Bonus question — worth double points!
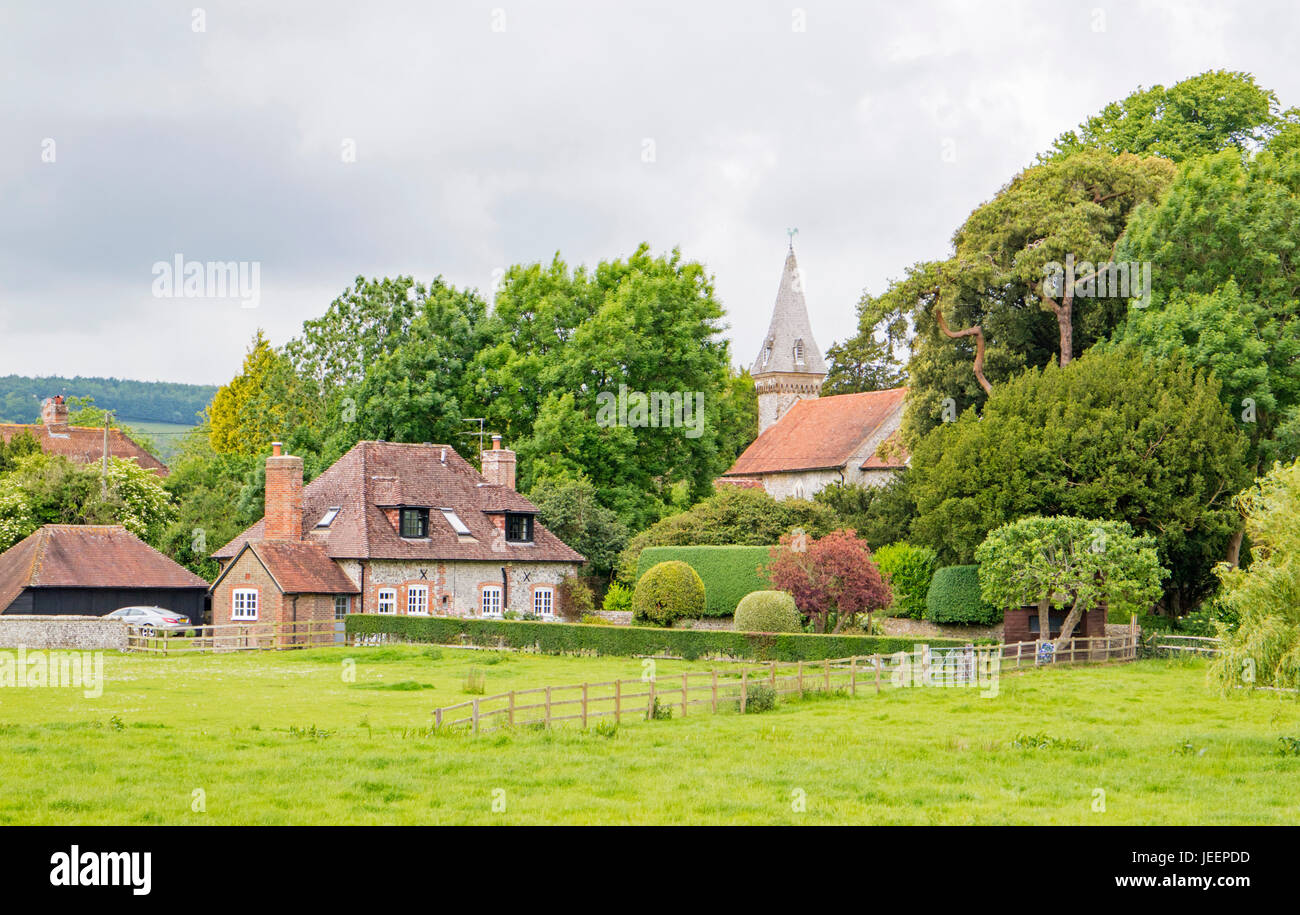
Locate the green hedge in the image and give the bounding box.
[345,615,964,662]
[926,565,1002,625]
[636,545,772,617]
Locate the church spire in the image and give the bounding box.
[752,242,827,434]
[752,245,826,377]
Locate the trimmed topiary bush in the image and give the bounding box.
[734,590,802,633]
[926,564,1001,625]
[635,545,771,617]
[633,561,706,627]
[873,542,938,619]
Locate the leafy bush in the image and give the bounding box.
[557,575,595,621]
[873,542,938,619]
[636,545,771,617]
[734,590,802,633]
[616,487,840,580]
[601,581,633,615]
[926,565,1000,625]
[346,615,964,662]
[632,561,706,627]
[743,685,776,713]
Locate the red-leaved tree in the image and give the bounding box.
[766,529,892,633]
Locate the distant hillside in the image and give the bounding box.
[0,375,217,426]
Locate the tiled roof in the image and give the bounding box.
[724,388,909,476]
[751,248,827,377]
[0,424,168,476]
[213,441,584,564]
[0,525,209,612]
[214,541,360,595]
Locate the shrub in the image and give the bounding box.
[926,565,1000,625]
[557,575,595,621]
[873,542,938,619]
[767,529,891,632]
[743,685,777,713]
[636,545,771,617]
[734,590,802,633]
[616,486,840,580]
[632,561,706,627]
[346,615,964,662]
[601,581,633,615]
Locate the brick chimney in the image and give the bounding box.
[264,442,303,541]
[480,434,517,490]
[41,396,69,432]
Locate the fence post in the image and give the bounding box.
[545,686,552,727]
[1130,613,1138,659]
[769,660,777,689]
[472,699,480,735]
[797,660,804,698]
[647,677,656,721]
[874,654,882,694]
[581,683,588,729]
[508,690,516,727]
[681,672,688,718]
[824,658,831,693]
[850,656,857,696]
[614,679,622,724]
[740,667,748,714]
[711,670,718,713]
[434,707,442,729]
[920,643,930,686]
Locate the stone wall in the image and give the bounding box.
[0,615,128,650]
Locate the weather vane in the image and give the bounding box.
[787,227,798,249]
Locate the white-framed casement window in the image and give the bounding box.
[407,585,429,616]
[481,586,503,619]
[232,588,259,621]
[334,595,350,620]
[377,588,397,615]
[533,587,554,619]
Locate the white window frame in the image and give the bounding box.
[376,588,397,615]
[333,595,350,619]
[407,585,429,616]
[481,586,503,619]
[533,587,554,619]
[232,588,259,621]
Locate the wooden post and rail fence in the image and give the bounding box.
[432,631,1142,735]
[124,619,341,654]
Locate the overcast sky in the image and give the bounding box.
[1,0,1296,387]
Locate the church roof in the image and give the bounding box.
[751,248,827,377]
[723,388,909,476]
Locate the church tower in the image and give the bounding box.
[752,244,826,434]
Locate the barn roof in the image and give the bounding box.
[0,525,209,612]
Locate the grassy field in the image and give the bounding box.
[0,645,1296,825]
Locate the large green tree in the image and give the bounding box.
[1045,70,1288,163]
[908,346,1249,612]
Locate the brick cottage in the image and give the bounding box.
[209,438,584,628]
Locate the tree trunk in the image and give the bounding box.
[1226,527,1244,569]
[1052,593,1088,651]
[1056,300,1073,366]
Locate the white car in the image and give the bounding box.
[106,606,195,636]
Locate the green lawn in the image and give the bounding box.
[0,645,1296,824]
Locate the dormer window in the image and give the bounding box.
[399,507,429,539]
[506,513,534,543]
[315,506,341,529]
